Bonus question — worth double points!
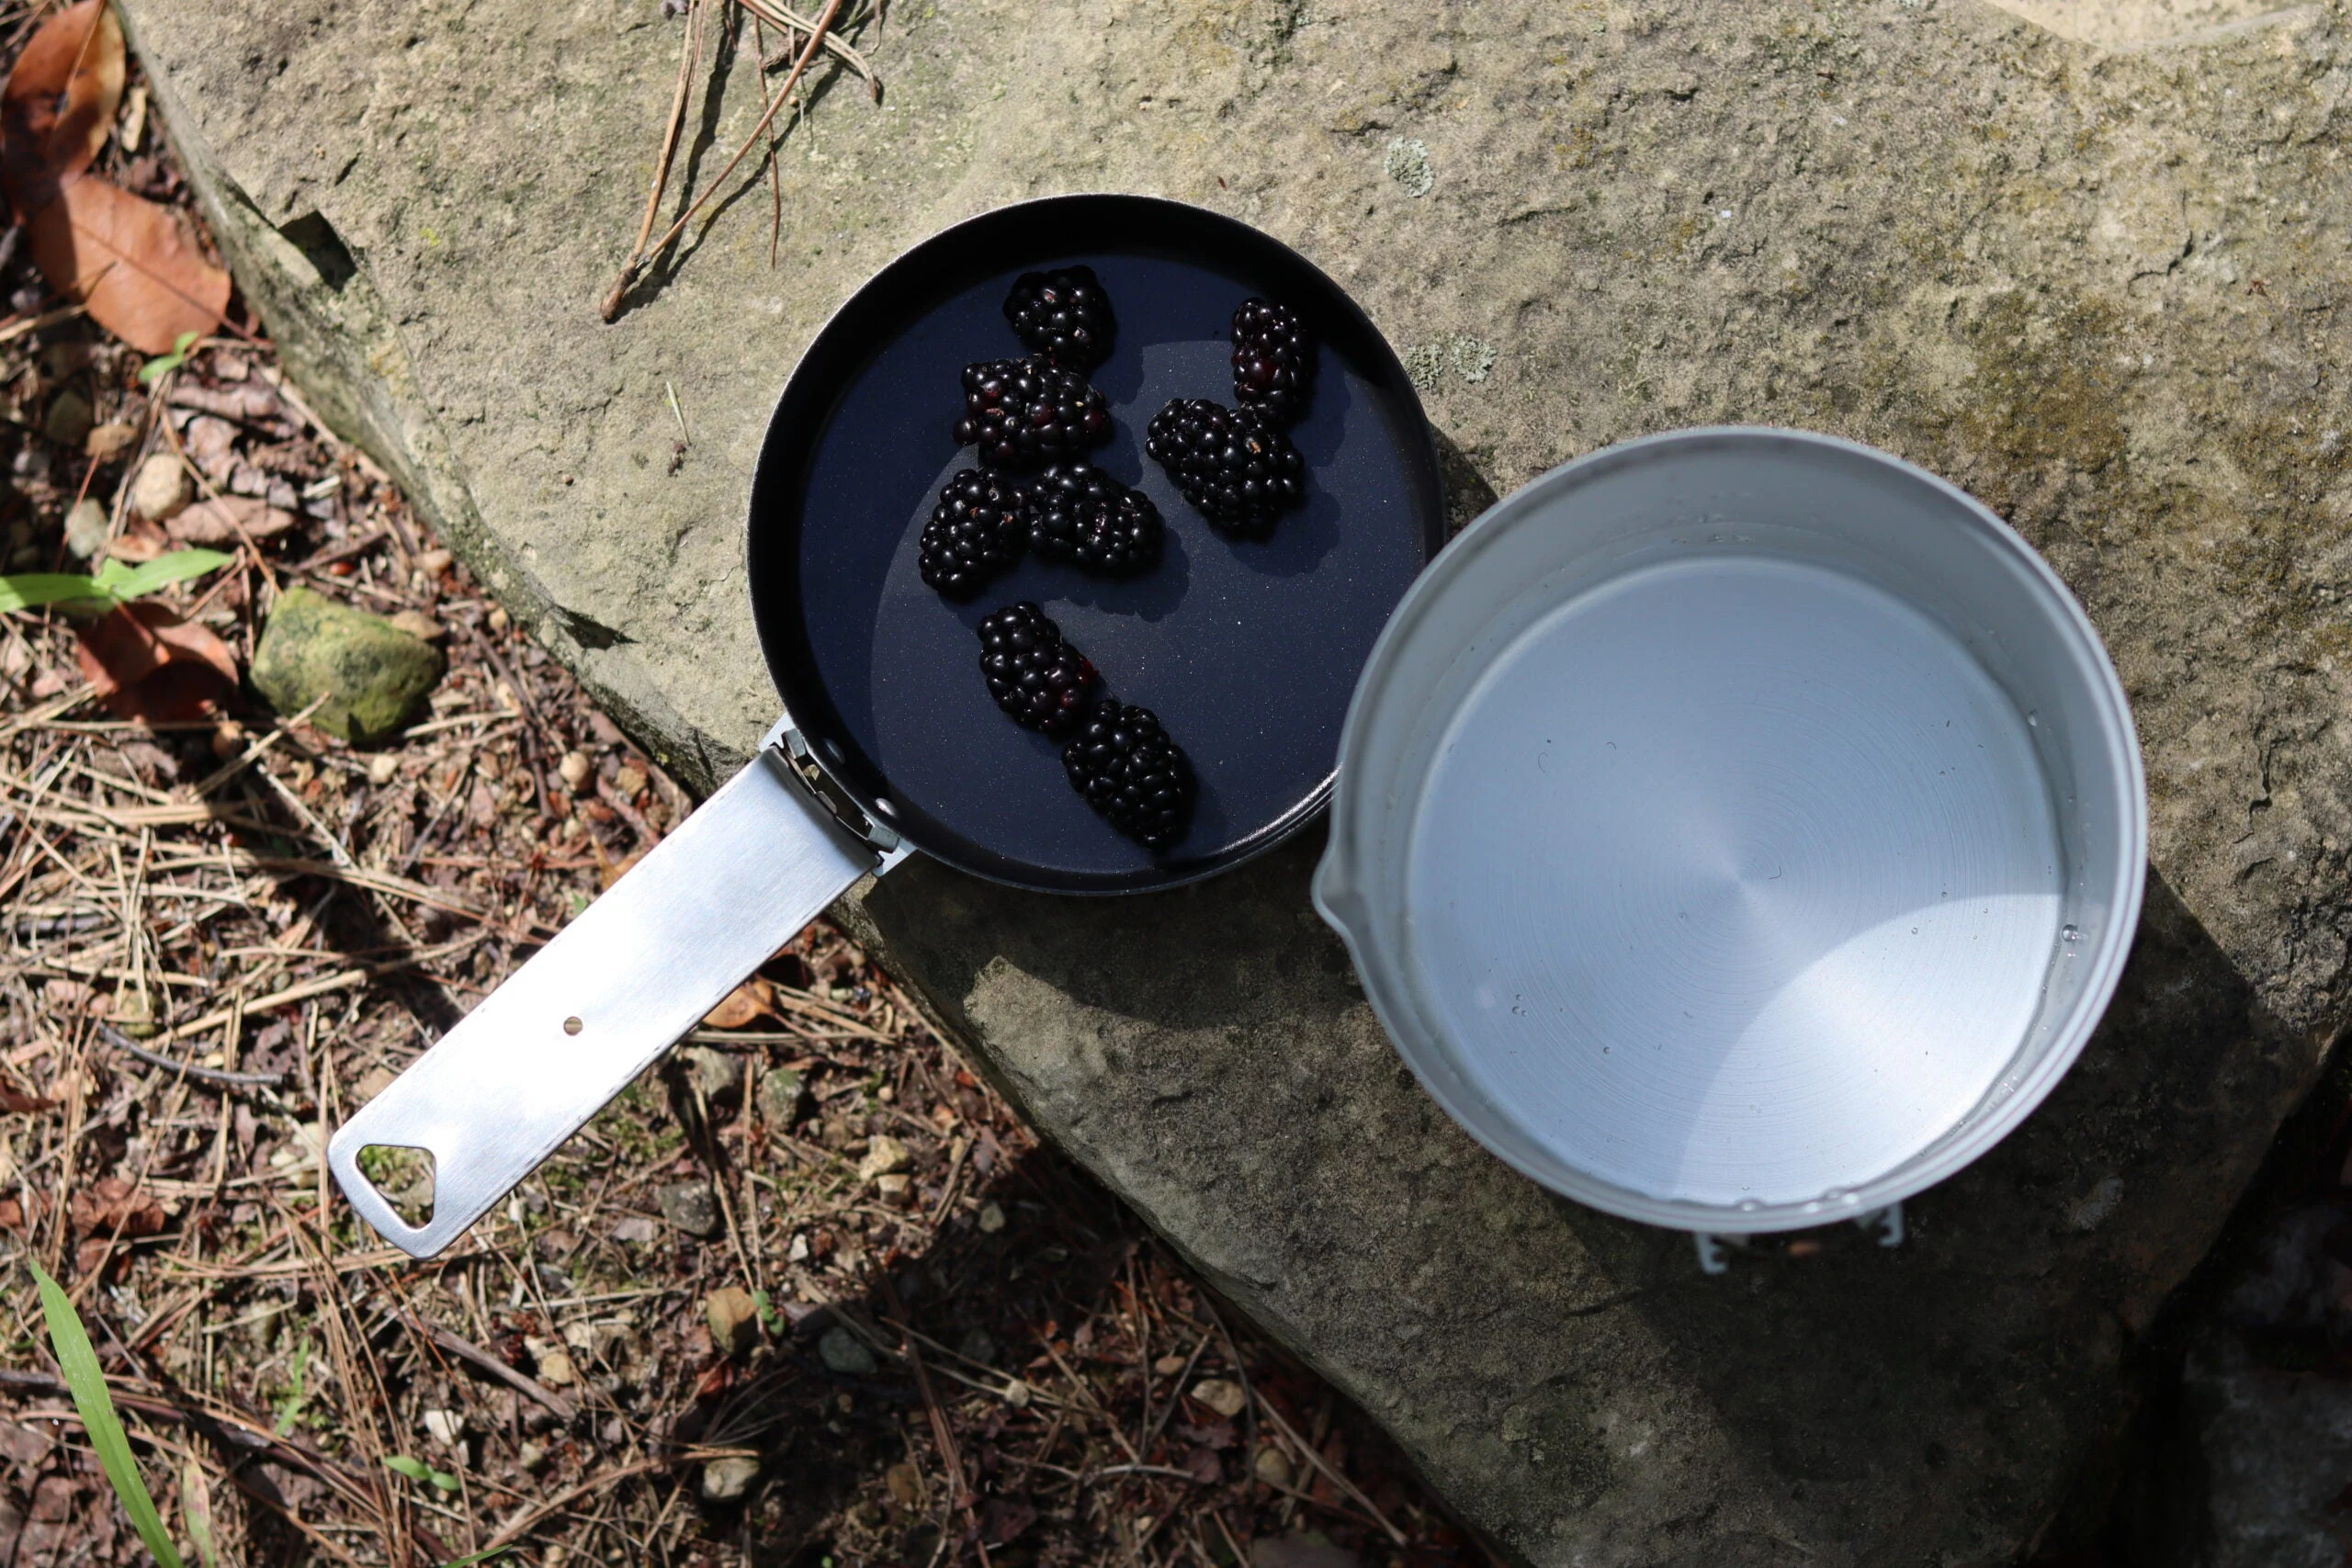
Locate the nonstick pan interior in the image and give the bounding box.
[747,197,1443,894]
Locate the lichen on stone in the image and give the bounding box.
[1449,335,1496,384]
[1385,136,1434,197]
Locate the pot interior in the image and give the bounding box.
[1317,429,2145,1233]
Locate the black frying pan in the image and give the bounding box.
[747,194,1445,891]
[332,194,1446,1255]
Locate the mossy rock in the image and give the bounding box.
[252,586,444,744]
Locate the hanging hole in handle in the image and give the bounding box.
[355,1145,435,1229]
[563,1016,583,1035]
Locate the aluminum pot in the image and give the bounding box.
[1314,427,2146,1254]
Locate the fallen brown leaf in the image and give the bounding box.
[702,976,775,1030]
[0,0,123,215]
[168,494,298,546]
[168,380,293,427]
[73,599,238,723]
[104,516,168,561]
[0,1087,57,1115]
[595,846,647,890]
[28,174,229,354]
[66,1175,164,1239]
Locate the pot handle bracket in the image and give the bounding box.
[328,728,879,1258]
[1692,1202,1905,1275]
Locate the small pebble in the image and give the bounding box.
[487,604,510,634]
[614,762,648,797]
[423,1408,465,1449]
[62,498,110,560]
[705,1285,760,1359]
[677,1043,741,1102]
[209,720,245,760]
[857,1135,910,1182]
[1192,1378,1248,1418]
[876,1172,912,1202]
[388,609,447,642]
[818,1325,878,1376]
[524,1337,577,1387]
[700,1455,760,1504]
[42,391,92,448]
[978,1201,1007,1234]
[367,753,401,786]
[656,1179,721,1239]
[413,547,454,576]
[756,1066,808,1127]
[516,1439,548,1473]
[83,422,138,463]
[128,453,193,523]
[558,750,593,790]
[1253,1446,1294,1487]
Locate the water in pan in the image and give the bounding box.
[1405,555,2064,1208]
[791,253,1430,880]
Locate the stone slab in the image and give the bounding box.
[124,0,2352,1559]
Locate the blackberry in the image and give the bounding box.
[1061,698,1195,851]
[1230,297,1316,423]
[919,469,1026,599]
[1023,464,1163,577]
[1003,265,1114,370]
[954,356,1110,471]
[1142,399,1306,538]
[977,602,1097,734]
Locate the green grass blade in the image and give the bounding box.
[0,574,117,614]
[383,1454,433,1483]
[28,1262,184,1568]
[103,549,232,604]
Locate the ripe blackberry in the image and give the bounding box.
[1061,698,1195,851]
[1023,464,1163,577]
[1143,399,1306,538]
[919,469,1025,599]
[1230,298,1316,423]
[1003,265,1114,370]
[954,356,1110,471]
[977,603,1097,734]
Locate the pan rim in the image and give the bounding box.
[1316,425,2151,1234]
[743,192,1445,896]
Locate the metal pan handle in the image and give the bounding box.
[328,741,877,1258]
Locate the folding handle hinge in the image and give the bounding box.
[763,716,912,874]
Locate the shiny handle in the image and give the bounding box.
[328,745,876,1257]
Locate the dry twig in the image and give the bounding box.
[601,0,846,319]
